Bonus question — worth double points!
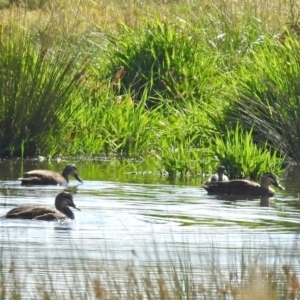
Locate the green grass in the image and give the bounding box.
[0,26,88,157]
[0,0,297,177]
[213,125,285,180]
[221,37,300,165]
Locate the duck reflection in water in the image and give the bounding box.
[215,194,271,207]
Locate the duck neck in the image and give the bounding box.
[260,182,269,191]
[58,207,75,220]
[61,170,69,182]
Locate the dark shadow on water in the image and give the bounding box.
[214,194,270,207]
[54,226,73,231]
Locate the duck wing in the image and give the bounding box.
[19,170,66,185]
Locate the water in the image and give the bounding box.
[0,159,300,298]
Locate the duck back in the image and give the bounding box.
[203,180,275,196]
[20,170,67,185]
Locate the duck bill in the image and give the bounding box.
[276,183,285,190]
[71,204,81,211]
[74,174,83,183]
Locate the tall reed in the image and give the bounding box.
[0,26,88,157]
[222,37,300,165]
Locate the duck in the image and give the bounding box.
[203,172,284,196]
[207,166,229,182]
[19,164,83,185]
[3,191,80,221]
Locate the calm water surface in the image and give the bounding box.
[0,159,300,298]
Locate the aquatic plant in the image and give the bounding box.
[158,137,197,179]
[213,125,285,180]
[156,104,215,180]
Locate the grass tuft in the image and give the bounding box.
[213,125,285,180]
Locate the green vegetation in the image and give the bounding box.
[0,0,297,178]
[222,37,300,165]
[213,126,285,179]
[0,28,88,157]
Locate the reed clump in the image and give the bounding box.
[0,27,88,157]
[221,37,300,166]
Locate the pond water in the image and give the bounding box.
[0,159,300,298]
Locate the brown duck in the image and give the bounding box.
[3,192,80,221]
[19,164,83,185]
[203,172,284,196]
[207,166,229,182]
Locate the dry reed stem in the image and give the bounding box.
[0,0,292,37]
[237,284,277,300]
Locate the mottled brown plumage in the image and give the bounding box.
[203,172,284,196]
[3,192,80,221]
[19,164,83,185]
